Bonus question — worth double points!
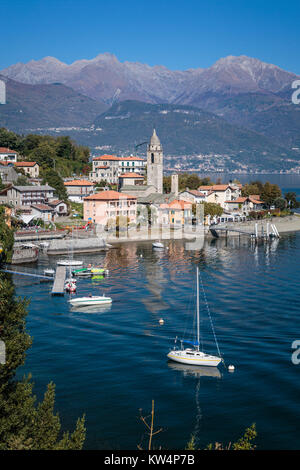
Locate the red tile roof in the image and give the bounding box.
[31,204,53,211]
[64,179,94,186]
[93,155,145,162]
[167,199,193,209]
[48,200,64,206]
[15,161,38,167]
[84,190,136,201]
[93,155,119,161]
[120,156,144,161]
[119,172,144,178]
[199,185,231,191]
[0,147,18,154]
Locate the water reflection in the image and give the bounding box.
[70,304,112,314]
[167,362,222,447]
[167,361,222,379]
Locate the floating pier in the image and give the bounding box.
[210,222,280,241]
[51,266,66,296]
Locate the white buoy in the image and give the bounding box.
[228,364,235,372]
[159,318,164,325]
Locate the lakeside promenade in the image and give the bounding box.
[105,215,300,244]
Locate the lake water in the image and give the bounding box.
[13,174,300,450]
[14,234,300,450]
[199,173,300,199]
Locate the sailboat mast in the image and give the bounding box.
[196,267,200,351]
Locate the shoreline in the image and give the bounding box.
[105,215,300,244]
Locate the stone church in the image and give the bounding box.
[120,129,177,204]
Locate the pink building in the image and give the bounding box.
[83,190,137,226]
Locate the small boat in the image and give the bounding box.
[90,267,105,274]
[57,259,83,267]
[152,241,164,249]
[167,267,222,367]
[65,280,77,293]
[72,267,92,277]
[68,295,112,307]
[43,268,55,277]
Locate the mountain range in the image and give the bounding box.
[1,53,300,171]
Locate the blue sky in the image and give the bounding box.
[1,0,300,73]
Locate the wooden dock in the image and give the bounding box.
[51,266,66,296]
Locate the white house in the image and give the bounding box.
[0,147,18,163]
[31,204,54,223]
[179,189,206,204]
[64,179,95,203]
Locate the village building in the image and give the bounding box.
[198,184,241,208]
[31,204,54,223]
[14,161,39,178]
[118,156,146,175]
[47,199,68,216]
[178,189,206,204]
[90,155,146,184]
[158,199,193,226]
[64,179,95,203]
[0,163,18,184]
[118,172,144,191]
[83,190,137,227]
[0,185,55,207]
[0,147,18,163]
[224,195,265,214]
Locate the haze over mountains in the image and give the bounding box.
[1,53,300,171]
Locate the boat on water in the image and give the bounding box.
[65,279,77,293]
[57,259,83,267]
[167,267,222,367]
[68,295,112,307]
[43,268,55,277]
[72,266,108,277]
[152,241,164,249]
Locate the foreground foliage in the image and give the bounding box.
[0,222,86,449]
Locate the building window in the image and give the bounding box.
[151,153,154,164]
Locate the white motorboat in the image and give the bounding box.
[152,241,164,249]
[167,267,222,367]
[43,268,55,277]
[57,259,83,267]
[68,295,112,307]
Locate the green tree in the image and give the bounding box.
[42,169,68,201]
[285,192,299,209]
[0,265,86,449]
[0,206,14,263]
[203,202,223,217]
[29,143,56,168]
[274,197,287,211]
[15,175,32,186]
[261,182,281,207]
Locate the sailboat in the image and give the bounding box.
[167,267,222,367]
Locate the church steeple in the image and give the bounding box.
[147,129,163,193]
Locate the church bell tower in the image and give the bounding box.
[147,129,163,193]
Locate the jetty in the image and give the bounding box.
[51,266,66,296]
[210,222,280,241]
[1,269,53,280]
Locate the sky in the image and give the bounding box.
[1,0,300,73]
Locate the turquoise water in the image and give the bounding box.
[14,234,300,450]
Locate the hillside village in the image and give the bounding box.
[0,129,291,232]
